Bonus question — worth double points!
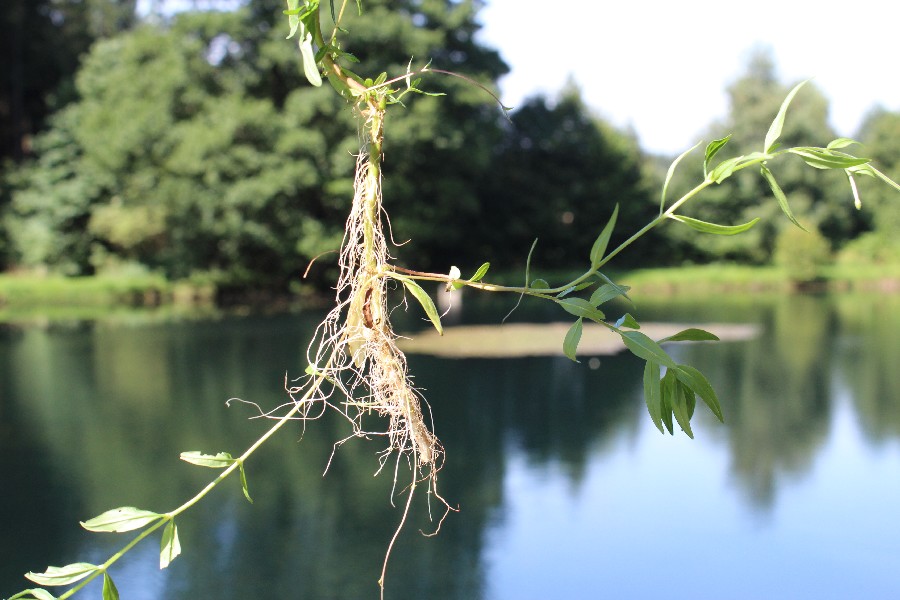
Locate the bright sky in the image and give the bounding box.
[477,0,900,155]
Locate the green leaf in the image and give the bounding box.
[659,328,720,343]
[589,283,625,307]
[530,278,549,290]
[668,214,760,236]
[619,331,677,369]
[760,164,805,230]
[674,364,724,422]
[788,147,870,170]
[765,80,808,153]
[9,589,57,600]
[643,361,663,433]
[285,0,301,38]
[703,135,731,178]
[160,521,182,569]
[661,142,701,212]
[563,318,583,362]
[102,573,119,600]
[25,564,98,587]
[849,163,900,192]
[670,381,695,438]
[709,156,744,183]
[660,372,676,435]
[589,204,619,268]
[558,298,605,322]
[81,507,162,533]
[827,137,859,150]
[470,262,490,282]
[615,313,640,329]
[594,272,631,303]
[239,463,253,504]
[299,34,323,87]
[180,451,235,468]
[400,277,443,335]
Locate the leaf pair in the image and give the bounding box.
[22,564,119,599]
[181,451,253,504]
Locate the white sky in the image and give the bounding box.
[477,0,900,155]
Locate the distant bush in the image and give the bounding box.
[773,223,832,282]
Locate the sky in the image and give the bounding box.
[476,0,900,155]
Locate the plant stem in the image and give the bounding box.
[55,353,338,599]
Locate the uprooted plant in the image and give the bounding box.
[9,2,900,600]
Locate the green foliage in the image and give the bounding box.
[474,86,659,269]
[774,222,832,282]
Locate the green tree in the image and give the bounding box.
[476,85,658,269]
[4,1,510,289]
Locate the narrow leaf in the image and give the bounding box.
[9,589,58,600]
[25,564,98,587]
[619,331,677,369]
[660,372,676,435]
[563,318,583,362]
[765,80,808,153]
[160,521,182,569]
[659,328,720,343]
[661,142,701,212]
[102,573,119,600]
[615,313,640,329]
[671,381,695,439]
[558,298,605,322]
[81,507,162,533]
[668,214,760,236]
[589,283,625,307]
[760,164,805,230]
[180,451,235,468]
[470,262,490,282]
[284,0,301,38]
[674,364,724,422]
[589,204,619,268]
[643,361,664,433]
[299,34,323,87]
[400,277,443,335]
[703,135,732,178]
[788,147,870,170]
[827,137,859,150]
[239,463,253,504]
[595,272,631,303]
[709,156,744,183]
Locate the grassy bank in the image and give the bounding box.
[1,263,898,315]
[621,263,900,295]
[0,273,220,308]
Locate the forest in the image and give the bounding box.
[2,0,898,296]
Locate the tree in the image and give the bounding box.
[477,85,658,270]
[0,0,137,162]
[4,0,511,288]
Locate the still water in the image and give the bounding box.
[1,293,899,599]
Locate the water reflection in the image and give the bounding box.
[2,294,899,599]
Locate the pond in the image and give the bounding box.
[1,292,899,599]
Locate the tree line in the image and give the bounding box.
[1,0,897,292]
